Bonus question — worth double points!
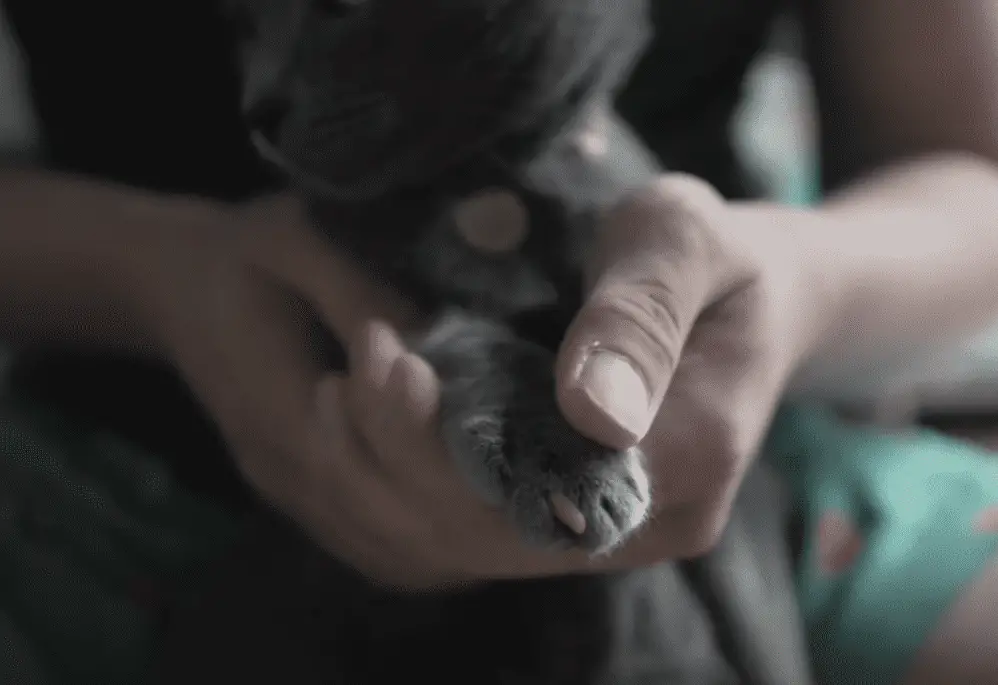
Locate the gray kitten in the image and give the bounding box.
[181,1,817,683]
[234,0,660,554]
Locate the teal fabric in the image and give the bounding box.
[786,162,821,206]
[766,404,998,685]
[4,392,998,685]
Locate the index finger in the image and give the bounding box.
[342,322,609,579]
[342,325,554,572]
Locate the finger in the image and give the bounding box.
[311,373,454,570]
[205,271,331,490]
[344,320,425,433]
[307,373,472,590]
[598,301,779,566]
[196,208,447,583]
[205,275,398,554]
[343,324,535,566]
[320,344,524,580]
[211,266,398,496]
[555,175,727,450]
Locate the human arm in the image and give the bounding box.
[546,0,998,559]
[0,169,470,582]
[336,0,998,574]
[790,0,998,391]
[0,168,185,354]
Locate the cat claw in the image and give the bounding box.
[550,492,587,535]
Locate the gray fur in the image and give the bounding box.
[413,309,651,552]
[228,0,660,553]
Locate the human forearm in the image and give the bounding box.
[0,168,206,356]
[792,153,998,386]
[788,0,998,399]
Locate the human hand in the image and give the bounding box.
[140,178,822,587]
[138,192,606,588]
[134,192,624,588]
[134,194,453,574]
[554,175,831,561]
[302,175,832,586]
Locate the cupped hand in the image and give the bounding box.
[142,178,827,588]
[293,175,832,585]
[555,175,831,562]
[137,194,441,578]
[141,193,586,588]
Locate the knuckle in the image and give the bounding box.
[622,173,719,215]
[676,504,730,558]
[634,276,688,336]
[649,176,732,273]
[637,175,725,245]
[650,174,725,215]
[596,282,686,374]
[710,432,746,486]
[681,522,725,558]
[694,407,749,483]
[609,176,730,295]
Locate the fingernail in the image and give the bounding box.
[579,350,650,441]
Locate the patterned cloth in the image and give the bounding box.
[767,405,998,685]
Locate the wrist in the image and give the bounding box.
[726,202,850,374]
[777,200,932,399]
[789,211,855,370]
[120,193,240,362]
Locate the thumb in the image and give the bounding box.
[556,176,725,449]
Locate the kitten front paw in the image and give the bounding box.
[442,402,650,554]
[416,310,652,553]
[417,312,651,554]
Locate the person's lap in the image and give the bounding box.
[767,405,998,685]
[0,377,240,684]
[3,361,998,684]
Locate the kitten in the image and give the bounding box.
[237,0,660,555]
[158,1,815,683]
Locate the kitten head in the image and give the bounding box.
[229,0,660,323]
[229,0,651,195]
